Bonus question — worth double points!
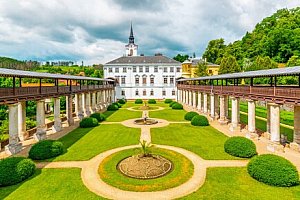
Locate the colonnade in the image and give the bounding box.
[178,89,300,152]
[5,89,115,155]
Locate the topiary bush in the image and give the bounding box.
[224,136,257,158]
[29,140,64,160]
[79,117,99,128]
[169,101,176,107]
[0,157,36,186]
[118,99,126,104]
[172,103,183,110]
[247,154,299,187]
[191,115,209,126]
[90,113,106,122]
[184,111,199,121]
[112,102,121,108]
[164,99,173,104]
[107,104,119,111]
[148,99,156,104]
[135,99,143,104]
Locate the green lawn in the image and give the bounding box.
[0,169,103,200]
[181,167,300,200]
[103,109,142,122]
[151,123,239,160]
[149,107,187,121]
[53,124,140,161]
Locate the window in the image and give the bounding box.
[121,90,125,96]
[123,67,127,73]
[143,90,146,96]
[177,67,181,72]
[170,77,174,84]
[115,68,119,73]
[150,90,154,96]
[150,77,154,84]
[162,90,166,96]
[133,67,137,72]
[135,77,139,85]
[154,67,158,72]
[139,66,143,73]
[145,67,149,72]
[208,69,213,74]
[109,68,112,73]
[135,90,139,96]
[143,77,147,85]
[164,77,168,84]
[163,67,168,73]
[172,90,175,96]
[170,67,174,72]
[121,77,125,84]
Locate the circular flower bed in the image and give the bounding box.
[247,154,299,187]
[172,103,183,110]
[135,99,143,104]
[80,117,99,128]
[191,115,209,126]
[90,113,106,122]
[0,157,36,186]
[224,137,257,158]
[29,140,64,160]
[184,111,199,121]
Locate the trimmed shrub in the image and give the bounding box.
[172,103,183,110]
[90,113,106,122]
[0,157,36,186]
[79,117,99,128]
[184,111,199,121]
[29,140,64,160]
[107,104,119,111]
[169,101,176,107]
[135,99,143,104]
[148,99,156,104]
[247,154,299,187]
[224,137,257,158]
[164,99,173,104]
[112,102,121,108]
[118,99,126,104]
[191,115,209,126]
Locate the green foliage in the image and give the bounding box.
[191,115,209,126]
[118,99,126,104]
[164,99,173,104]
[135,99,143,104]
[26,118,37,130]
[172,103,183,110]
[148,99,156,104]
[219,55,241,74]
[107,104,119,111]
[224,137,257,158]
[112,102,121,108]
[173,54,189,63]
[287,56,300,67]
[196,62,208,77]
[26,101,36,117]
[139,140,154,157]
[184,111,199,121]
[29,140,64,160]
[202,38,226,64]
[0,157,36,186]
[244,56,277,71]
[90,113,106,122]
[247,154,299,187]
[169,101,176,107]
[79,117,99,128]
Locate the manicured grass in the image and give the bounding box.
[181,167,300,200]
[119,101,136,108]
[149,107,187,121]
[53,124,140,161]
[0,169,102,200]
[99,147,193,192]
[104,109,142,122]
[151,123,240,160]
[130,106,160,111]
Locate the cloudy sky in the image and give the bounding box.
[0,0,299,65]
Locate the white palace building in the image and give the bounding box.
[104,24,182,100]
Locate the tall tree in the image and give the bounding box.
[196,62,208,77]
[219,55,241,74]
[287,56,300,67]
[202,38,226,64]
[173,54,189,63]
[245,56,277,71]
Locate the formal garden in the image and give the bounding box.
[0,99,300,200]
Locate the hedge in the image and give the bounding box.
[79,117,99,128]
[90,113,106,122]
[148,99,157,104]
[107,104,119,111]
[135,99,143,104]
[169,101,176,107]
[112,102,122,108]
[164,99,173,104]
[224,137,257,158]
[184,111,199,121]
[191,115,209,126]
[118,99,126,104]
[29,140,64,160]
[172,103,183,110]
[0,157,36,186]
[247,154,299,187]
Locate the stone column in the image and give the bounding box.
[266,104,271,134]
[84,93,91,116]
[214,94,219,119]
[74,94,79,115]
[183,90,186,104]
[229,97,240,132]
[77,93,84,120]
[218,95,227,124]
[290,106,300,152]
[197,92,202,111]
[66,95,74,126]
[188,91,192,106]
[18,101,27,141]
[91,92,96,113]
[210,94,215,118]
[5,103,22,155]
[178,90,181,102]
[267,103,282,152]
[247,100,257,139]
[52,98,62,132]
[224,95,229,119]
[35,100,46,141]
[203,93,208,114]
[192,91,196,108]
[96,92,101,111]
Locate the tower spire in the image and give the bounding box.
[129,22,134,44]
